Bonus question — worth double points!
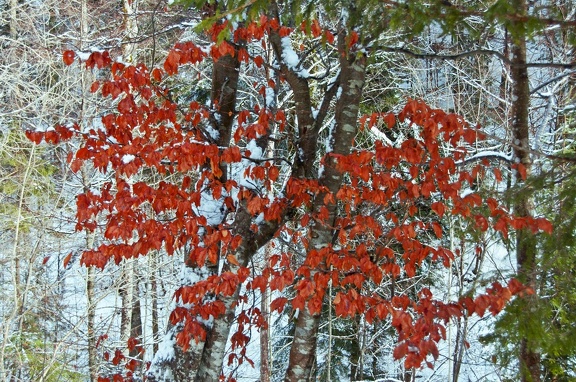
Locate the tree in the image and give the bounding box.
[26,1,554,381]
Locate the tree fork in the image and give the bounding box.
[284,32,367,381]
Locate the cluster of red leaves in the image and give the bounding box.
[27,17,553,375]
[94,335,145,382]
[253,99,546,367]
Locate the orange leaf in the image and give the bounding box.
[63,252,73,268]
[311,19,322,37]
[347,31,359,48]
[517,163,527,180]
[431,222,442,238]
[536,217,553,234]
[227,254,240,266]
[493,167,503,182]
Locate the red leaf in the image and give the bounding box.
[268,166,280,181]
[112,349,124,365]
[462,128,477,144]
[279,26,292,37]
[347,31,359,48]
[126,359,139,371]
[269,18,279,30]
[127,337,138,352]
[393,341,409,360]
[63,50,75,65]
[152,68,163,82]
[96,334,108,348]
[24,130,43,144]
[308,296,322,315]
[90,81,100,93]
[474,215,489,231]
[254,55,264,68]
[431,202,446,217]
[536,217,553,234]
[384,113,396,128]
[270,297,288,313]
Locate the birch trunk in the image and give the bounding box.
[149,252,160,354]
[149,37,243,381]
[119,262,135,348]
[260,280,271,382]
[284,32,367,382]
[87,265,97,382]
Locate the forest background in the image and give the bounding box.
[1,0,576,381]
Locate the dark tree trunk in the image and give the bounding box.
[509,1,540,381]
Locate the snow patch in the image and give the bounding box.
[147,325,177,380]
[325,119,336,154]
[193,181,226,226]
[281,37,309,78]
[230,139,264,191]
[336,86,342,100]
[460,150,513,164]
[180,265,210,286]
[205,122,220,140]
[265,87,276,107]
[121,154,135,164]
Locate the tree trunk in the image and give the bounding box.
[149,36,259,382]
[451,316,468,382]
[350,315,362,381]
[122,0,139,63]
[260,248,272,382]
[149,252,160,354]
[119,261,135,349]
[129,271,143,360]
[284,31,367,382]
[509,1,540,381]
[8,0,17,38]
[87,265,97,382]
